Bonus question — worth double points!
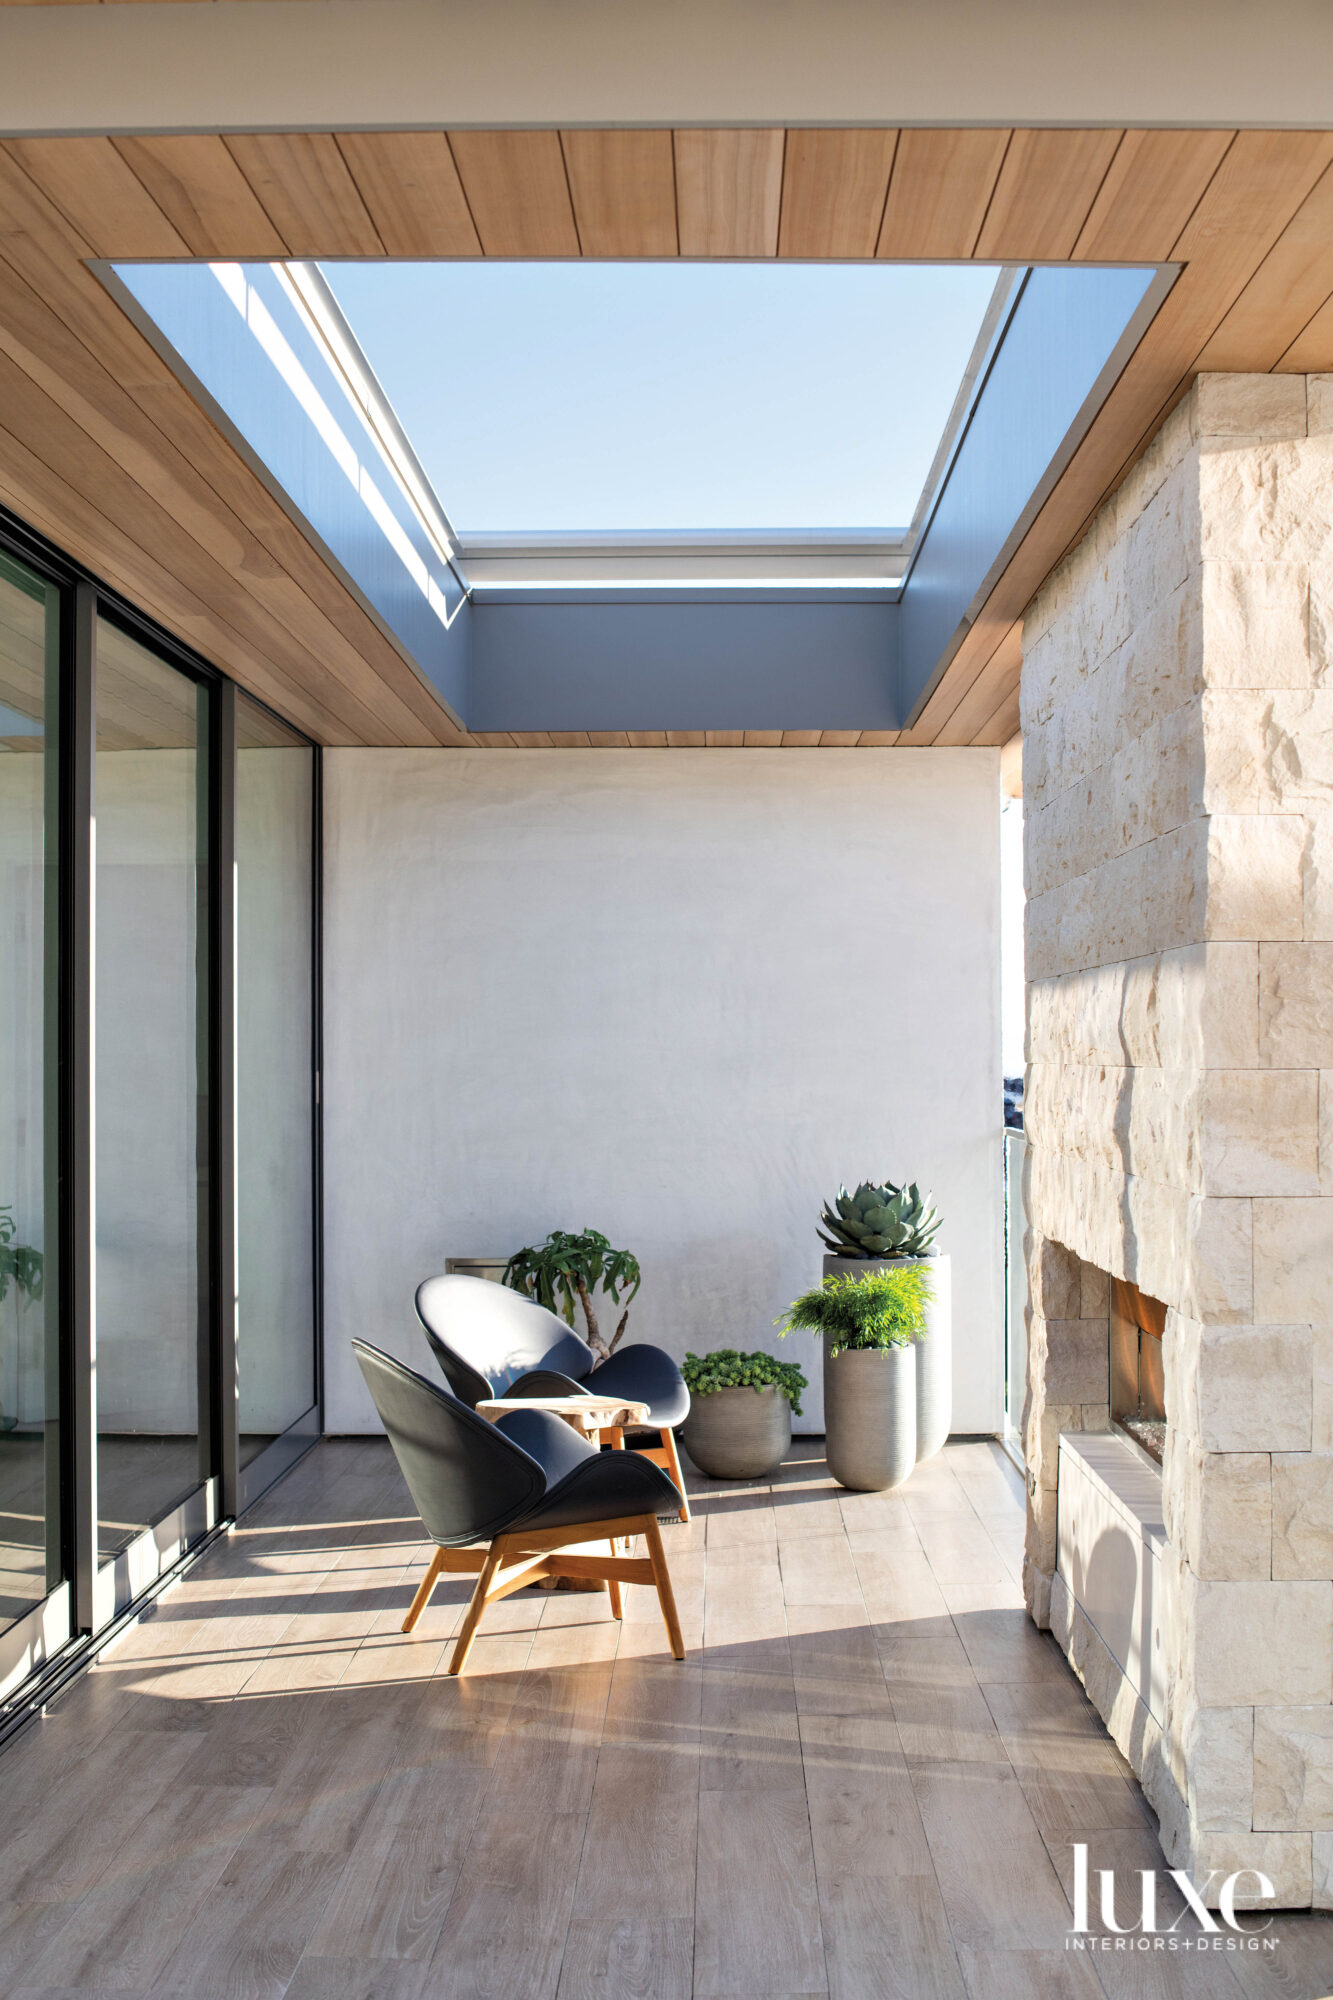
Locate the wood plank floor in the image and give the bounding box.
[1,1436,1330,1999]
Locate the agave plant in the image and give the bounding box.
[818,1179,941,1260]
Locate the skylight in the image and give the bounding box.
[322,261,1001,540]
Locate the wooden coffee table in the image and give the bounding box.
[476,1391,651,1446]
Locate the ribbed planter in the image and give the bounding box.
[822,1252,951,1462]
[680,1383,792,1479]
[823,1341,916,1491]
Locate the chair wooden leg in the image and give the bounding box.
[659,1425,691,1522]
[402,1548,446,1634]
[447,1540,506,1676]
[643,1513,686,1660]
[607,1539,623,1620]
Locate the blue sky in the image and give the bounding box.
[325,261,999,536]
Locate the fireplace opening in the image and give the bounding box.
[1109,1279,1167,1464]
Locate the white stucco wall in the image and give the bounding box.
[322,747,1003,1434]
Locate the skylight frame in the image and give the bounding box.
[307,258,1018,592]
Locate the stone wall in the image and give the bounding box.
[1021,375,1333,1906]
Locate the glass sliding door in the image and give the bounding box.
[94,619,211,1557]
[0,551,61,1634]
[236,694,316,1467]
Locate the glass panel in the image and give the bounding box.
[95,620,209,1557]
[236,694,315,1465]
[0,552,60,1628]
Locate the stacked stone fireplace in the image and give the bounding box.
[1022,374,1333,1907]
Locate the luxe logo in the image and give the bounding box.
[1068,1845,1278,1954]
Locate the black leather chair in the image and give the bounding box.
[354,1340,686,1675]
[413,1273,692,1521]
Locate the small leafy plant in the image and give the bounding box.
[504,1228,641,1362]
[818,1179,941,1259]
[682,1348,807,1416]
[0,1206,42,1305]
[777,1267,933,1357]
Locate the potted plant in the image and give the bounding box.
[679,1349,807,1479]
[0,1205,43,1435]
[778,1266,933,1490]
[503,1228,641,1363]
[817,1179,951,1462]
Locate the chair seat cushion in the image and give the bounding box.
[507,1432,682,1537]
[588,1344,690,1429]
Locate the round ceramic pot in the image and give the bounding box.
[823,1340,916,1491]
[680,1383,792,1478]
[823,1252,951,1462]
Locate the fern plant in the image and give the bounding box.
[777,1266,933,1357]
[503,1228,641,1361]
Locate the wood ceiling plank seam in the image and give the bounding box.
[1194,155,1333,371]
[665,730,705,747]
[472,732,517,747]
[588,731,629,746]
[1,137,189,260]
[1071,128,1237,264]
[958,128,1015,261]
[876,128,1012,261]
[441,131,488,258]
[779,730,821,747]
[548,730,592,747]
[332,131,482,259]
[814,730,861,746]
[111,134,289,259]
[975,128,1124,262]
[508,731,554,747]
[971,683,1023,747]
[1275,289,1333,372]
[857,729,901,745]
[909,615,1022,743]
[223,132,384,259]
[0,161,462,740]
[555,131,585,257]
[0,332,418,745]
[928,633,1023,745]
[776,128,899,260]
[669,131,682,258]
[626,730,669,747]
[0,416,358,743]
[557,130,678,259]
[446,130,580,258]
[0,249,446,743]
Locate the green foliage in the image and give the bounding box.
[681,1347,807,1415]
[818,1178,942,1260]
[503,1228,641,1358]
[777,1266,933,1357]
[0,1206,42,1307]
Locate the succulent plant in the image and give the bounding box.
[817,1180,941,1260]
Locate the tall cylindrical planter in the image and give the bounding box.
[680,1384,792,1479]
[823,1252,951,1463]
[823,1341,916,1491]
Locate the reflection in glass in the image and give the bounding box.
[237,694,315,1463]
[95,621,209,1556]
[0,553,59,1628]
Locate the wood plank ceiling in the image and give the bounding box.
[1,124,1332,748]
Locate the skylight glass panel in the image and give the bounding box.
[323,261,1000,538]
